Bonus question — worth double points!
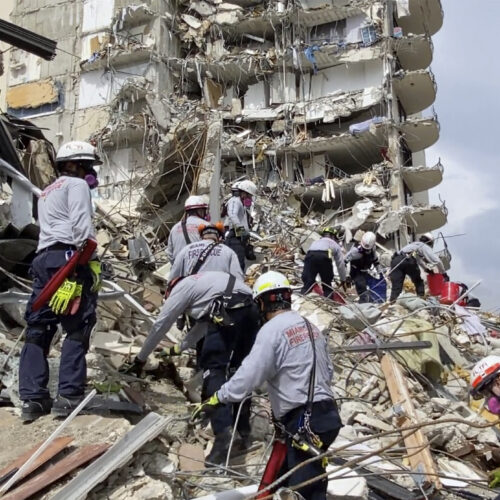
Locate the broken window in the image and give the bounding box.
[360,25,378,46]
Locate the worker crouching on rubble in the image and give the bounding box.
[301,226,348,298]
[389,232,447,302]
[345,231,382,303]
[121,271,260,467]
[224,179,257,271]
[193,271,342,499]
[470,356,500,415]
[166,195,209,264]
[169,222,243,280]
[20,141,102,421]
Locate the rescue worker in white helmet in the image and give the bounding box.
[192,271,342,498]
[301,227,348,298]
[470,356,500,414]
[166,195,209,264]
[120,271,261,467]
[389,233,447,302]
[169,222,243,281]
[19,141,102,421]
[344,231,382,303]
[224,179,257,271]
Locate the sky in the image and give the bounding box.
[426,0,500,311]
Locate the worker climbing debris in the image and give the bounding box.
[194,271,342,499]
[120,271,260,467]
[389,232,448,302]
[166,195,210,264]
[224,179,257,271]
[18,141,101,421]
[169,222,243,281]
[301,226,348,298]
[345,231,383,303]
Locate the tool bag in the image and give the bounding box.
[208,274,236,327]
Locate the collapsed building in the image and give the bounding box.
[4,1,500,500]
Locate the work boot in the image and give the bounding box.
[51,394,105,417]
[21,398,52,422]
[205,428,232,468]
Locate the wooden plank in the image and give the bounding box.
[0,436,74,486]
[3,444,109,500]
[51,412,168,500]
[380,354,442,490]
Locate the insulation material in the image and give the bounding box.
[345,14,367,44]
[308,60,383,100]
[396,0,411,17]
[7,80,58,109]
[377,210,401,237]
[354,182,385,198]
[244,81,269,110]
[270,72,296,105]
[83,0,115,34]
[344,199,374,230]
[81,33,110,61]
[78,63,149,109]
[8,51,42,86]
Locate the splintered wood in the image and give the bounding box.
[380,354,442,490]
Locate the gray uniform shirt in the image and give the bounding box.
[37,176,95,251]
[169,240,244,280]
[218,310,334,419]
[166,215,207,263]
[226,196,249,232]
[138,271,252,361]
[400,241,445,273]
[345,245,380,271]
[309,237,347,281]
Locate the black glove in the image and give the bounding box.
[345,276,353,288]
[176,315,186,331]
[443,272,450,281]
[427,269,435,275]
[119,357,146,376]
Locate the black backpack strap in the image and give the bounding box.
[222,274,236,308]
[190,242,218,275]
[303,318,316,416]
[181,219,191,245]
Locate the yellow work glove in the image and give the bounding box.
[156,344,182,360]
[191,393,220,421]
[49,279,79,315]
[89,260,102,293]
[489,468,500,488]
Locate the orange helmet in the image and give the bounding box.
[198,221,225,238]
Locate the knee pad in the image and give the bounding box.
[25,325,57,353]
[65,326,91,349]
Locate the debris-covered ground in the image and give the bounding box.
[1,179,500,500]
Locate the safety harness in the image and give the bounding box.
[181,219,191,245]
[189,242,219,275]
[208,274,237,326]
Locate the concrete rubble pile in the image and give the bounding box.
[1,177,500,499]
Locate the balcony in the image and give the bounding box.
[402,161,443,192]
[402,203,447,233]
[399,114,440,152]
[394,34,433,70]
[396,0,444,36]
[393,69,437,115]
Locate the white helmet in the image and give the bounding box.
[56,141,102,165]
[360,231,376,250]
[231,181,241,191]
[238,180,257,196]
[253,271,290,300]
[420,232,434,246]
[470,355,500,396]
[185,195,208,211]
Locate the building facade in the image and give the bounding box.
[4,0,446,248]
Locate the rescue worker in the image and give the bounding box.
[169,222,243,281]
[345,231,382,303]
[20,141,101,421]
[301,227,348,298]
[121,271,260,466]
[166,195,209,264]
[193,271,342,498]
[389,233,446,302]
[470,356,500,414]
[330,224,346,247]
[225,179,257,271]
